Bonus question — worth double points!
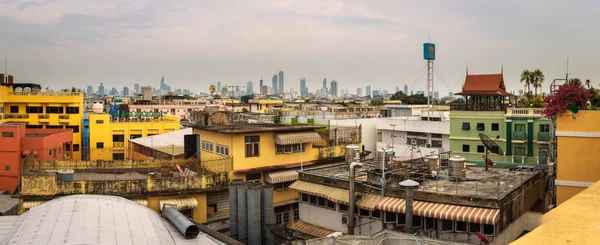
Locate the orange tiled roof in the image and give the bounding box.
[456,73,512,96]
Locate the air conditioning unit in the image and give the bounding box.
[341,214,357,225]
[247,179,260,184]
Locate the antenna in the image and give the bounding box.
[479,133,504,171]
[566,53,570,80]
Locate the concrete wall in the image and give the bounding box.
[491,212,541,245]
[299,203,382,236]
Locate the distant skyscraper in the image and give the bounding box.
[134,84,140,94]
[278,70,284,94]
[366,85,371,97]
[110,87,118,96]
[322,78,327,90]
[217,82,221,93]
[261,85,271,95]
[300,78,307,96]
[372,90,381,98]
[434,91,439,99]
[175,88,182,94]
[259,79,263,95]
[86,86,93,95]
[272,74,278,94]
[396,87,400,93]
[330,80,338,97]
[449,92,454,97]
[183,89,191,95]
[246,81,254,95]
[159,76,171,93]
[356,88,363,96]
[403,84,408,95]
[98,83,105,96]
[122,86,129,96]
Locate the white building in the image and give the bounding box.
[376,115,450,159]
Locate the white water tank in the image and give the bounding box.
[448,156,466,179]
[92,103,104,114]
[345,145,360,163]
[426,155,440,172]
[376,149,393,170]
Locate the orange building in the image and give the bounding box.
[0,123,73,194]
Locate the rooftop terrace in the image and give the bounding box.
[192,122,324,134]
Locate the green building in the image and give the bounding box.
[450,70,550,165]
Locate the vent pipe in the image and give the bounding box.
[162,204,200,239]
[400,179,419,233]
[229,185,239,240]
[237,186,248,244]
[261,187,274,245]
[247,185,262,245]
[347,162,363,235]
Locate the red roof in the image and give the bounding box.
[455,73,512,96]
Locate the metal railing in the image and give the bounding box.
[538,132,549,141]
[513,131,526,141]
[59,115,70,119]
[450,103,507,111]
[9,92,82,96]
[506,108,544,116]
[38,114,50,119]
[5,113,29,119]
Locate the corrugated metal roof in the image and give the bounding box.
[0,195,220,245]
[0,216,18,242]
[129,128,193,149]
[287,220,335,238]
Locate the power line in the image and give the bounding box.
[408,63,429,93]
[433,66,454,93]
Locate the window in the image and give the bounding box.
[275,211,290,225]
[407,138,427,145]
[492,123,499,131]
[301,193,309,202]
[293,204,299,221]
[65,143,71,151]
[10,106,18,113]
[1,132,13,137]
[207,204,218,215]
[431,140,442,148]
[202,141,214,152]
[180,209,193,219]
[515,124,525,132]
[73,144,80,152]
[276,144,305,154]
[469,223,481,233]
[26,125,43,129]
[483,224,495,236]
[397,213,406,225]
[371,210,381,219]
[66,107,79,114]
[515,147,526,156]
[317,197,326,207]
[130,134,142,140]
[66,125,80,133]
[385,211,396,223]
[456,221,467,232]
[46,106,63,114]
[26,106,43,113]
[477,145,485,153]
[431,133,442,139]
[407,131,424,137]
[46,125,63,129]
[245,136,260,157]
[425,217,436,231]
[413,216,423,228]
[4,165,10,171]
[462,122,470,130]
[462,144,470,152]
[96,120,104,124]
[359,209,370,217]
[216,144,229,156]
[326,200,335,210]
[540,124,550,132]
[113,135,125,142]
[442,220,453,232]
[246,173,261,181]
[275,181,293,190]
[96,142,104,149]
[309,195,317,205]
[112,153,125,161]
[476,123,485,131]
[339,203,348,212]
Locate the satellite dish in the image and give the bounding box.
[479,133,504,171]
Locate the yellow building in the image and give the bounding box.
[192,123,361,225]
[87,113,180,161]
[248,99,283,113]
[0,79,84,160]
[555,110,600,205]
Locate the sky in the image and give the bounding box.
[1,0,600,96]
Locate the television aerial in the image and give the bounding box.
[479,133,504,171]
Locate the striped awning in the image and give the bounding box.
[159,197,199,210]
[131,199,148,206]
[287,220,336,238]
[275,131,322,145]
[265,169,298,184]
[357,194,381,211]
[375,197,500,225]
[289,181,338,200]
[290,181,381,211]
[22,200,45,209]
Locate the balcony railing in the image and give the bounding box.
[450,103,507,111]
[10,92,82,96]
[38,114,50,119]
[5,114,29,119]
[59,115,70,119]
[506,108,544,117]
[513,131,526,141]
[113,142,125,148]
[538,132,549,141]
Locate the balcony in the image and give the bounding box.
[513,131,526,141]
[538,132,550,142]
[38,114,50,123]
[5,113,30,122]
[450,103,507,111]
[113,142,125,148]
[506,108,545,118]
[59,114,70,123]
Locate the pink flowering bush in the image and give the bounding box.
[543,83,590,118]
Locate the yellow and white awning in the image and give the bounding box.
[159,197,199,210]
[289,181,381,211]
[265,164,340,184]
[275,131,322,145]
[22,200,45,209]
[131,199,148,206]
[287,220,336,238]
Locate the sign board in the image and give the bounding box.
[423,43,435,60]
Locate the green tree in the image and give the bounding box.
[71,87,76,92]
[369,99,384,106]
[520,70,533,95]
[568,78,582,85]
[183,94,191,100]
[532,69,545,96]
[240,95,253,104]
[389,91,406,100]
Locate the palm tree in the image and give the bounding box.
[568,78,582,85]
[586,79,591,89]
[520,70,533,95]
[532,69,545,96]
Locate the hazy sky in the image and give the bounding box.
[1,0,599,95]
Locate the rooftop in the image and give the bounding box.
[456,72,512,96]
[191,123,324,134]
[0,195,221,245]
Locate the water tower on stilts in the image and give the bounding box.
[423,42,436,120]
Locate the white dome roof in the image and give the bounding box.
[92,103,104,113]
